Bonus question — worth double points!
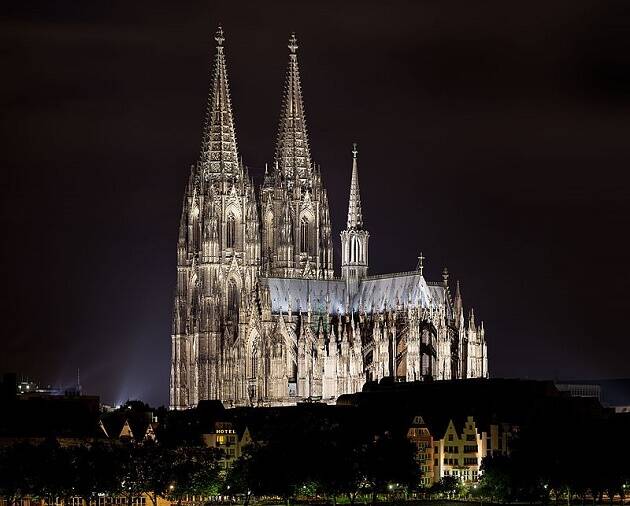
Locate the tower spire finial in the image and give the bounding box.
[215,25,224,47]
[199,25,240,179]
[352,142,358,159]
[274,32,312,182]
[288,32,298,54]
[416,252,425,276]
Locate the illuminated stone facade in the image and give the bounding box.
[407,415,512,486]
[170,29,489,409]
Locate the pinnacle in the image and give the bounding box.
[288,32,298,54]
[346,143,363,229]
[274,33,312,183]
[215,25,224,47]
[199,26,240,179]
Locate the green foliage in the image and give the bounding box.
[166,446,223,500]
[0,438,222,505]
[356,432,420,497]
[479,455,515,501]
[224,427,419,505]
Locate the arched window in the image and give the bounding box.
[226,213,236,248]
[227,280,239,321]
[264,212,274,253]
[250,344,258,378]
[300,217,309,253]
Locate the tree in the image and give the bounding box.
[34,439,74,505]
[356,432,420,505]
[440,476,462,498]
[141,442,172,506]
[115,441,151,506]
[166,446,223,505]
[0,442,40,505]
[480,455,515,502]
[224,446,255,506]
[226,441,297,505]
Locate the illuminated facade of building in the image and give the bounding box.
[435,416,486,483]
[202,421,252,469]
[170,28,489,410]
[406,414,512,485]
[407,415,435,487]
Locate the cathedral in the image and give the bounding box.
[170,28,489,410]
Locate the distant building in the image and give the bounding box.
[555,383,602,401]
[99,404,159,442]
[555,379,630,411]
[0,388,101,447]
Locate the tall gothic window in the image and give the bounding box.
[226,213,236,248]
[264,212,274,254]
[250,344,258,378]
[300,217,309,253]
[227,280,239,321]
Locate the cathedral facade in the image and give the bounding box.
[170,29,488,410]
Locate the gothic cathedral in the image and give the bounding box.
[170,29,489,409]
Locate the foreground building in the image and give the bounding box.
[407,414,513,486]
[202,420,252,469]
[170,28,489,409]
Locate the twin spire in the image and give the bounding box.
[275,33,312,183]
[200,26,240,179]
[200,28,313,185]
[199,26,362,226]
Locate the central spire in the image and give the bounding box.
[199,26,240,180]
[347,143,363,229]
[341,142,369,298]
[274,33,312,183]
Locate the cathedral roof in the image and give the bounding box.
[354,273,446,313]
[262,272,452,317]
[262,277,347,314]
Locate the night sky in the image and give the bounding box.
[2,1,629,407]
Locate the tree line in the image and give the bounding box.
[0,427,421,506]
[476,418,630,505]
[0,439,223,506]
[2,401,628,506]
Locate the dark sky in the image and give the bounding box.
[1,1,629,407]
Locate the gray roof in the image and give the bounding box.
[261,278,347,314]
[261,272,451,316]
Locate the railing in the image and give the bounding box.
[364,270,422,281]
